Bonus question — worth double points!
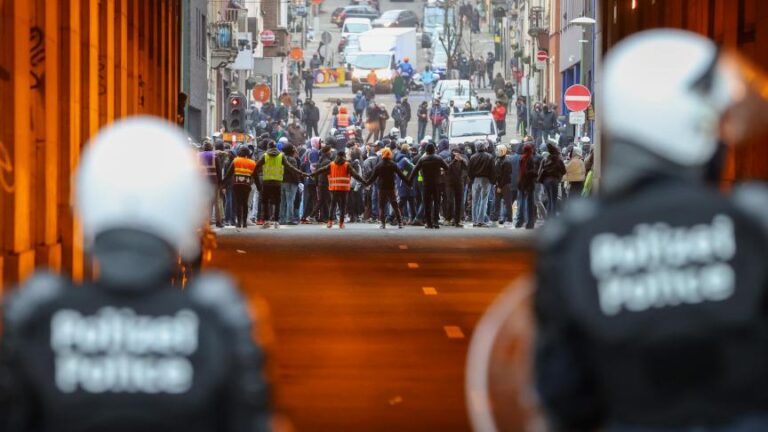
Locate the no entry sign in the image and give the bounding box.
[260,30,276,47]
[536,50,548,62]
[564,84,591,112]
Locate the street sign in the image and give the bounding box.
[564,84,592,112]
[252,84,271,103]
[535,50,547,70]
[569,111,586,125]
[260,30,276,47]
[289,47,304,61]
[321,31,332,45]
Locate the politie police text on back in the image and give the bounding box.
[50,307,199,394]
[589,215,736,316]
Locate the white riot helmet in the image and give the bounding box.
[76,116,210,260]
[604,29,768,166]
[404,136,414,145]
[390,127,401,139]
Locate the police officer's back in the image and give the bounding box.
[534,30,768,431]
[0,118,272,432]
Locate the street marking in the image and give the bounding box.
[398,244,409,250]
[422,287,437,295]
[407,262,419,269]
[236,250,247,254]
[444,326,465,339]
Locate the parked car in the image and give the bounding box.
[373,10,419,28]
[434,79,472,100]
[446,111,498,146]
[341,17,372,40]
[335,5,380,27]
[330,7,345,26]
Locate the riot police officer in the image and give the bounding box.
[533,30,768,431]
[0,117,274,431]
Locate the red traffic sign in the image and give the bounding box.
[536,50,548,62]
[564,84,592,112]
[260,30,276,46]
[252,84,271,103]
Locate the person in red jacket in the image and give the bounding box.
[491,100,507,137]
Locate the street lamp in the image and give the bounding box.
[568,16,596,143]
[569,16,596,86]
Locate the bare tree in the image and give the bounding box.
[437,0,464,72]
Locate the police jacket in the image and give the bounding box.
[468,151,495,181]
[365,159,408,191]
[534,176,768,431]
[409,154,449,186]
[0,272,271,432]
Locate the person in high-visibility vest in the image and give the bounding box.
[222,146,260,228]
[256,140,307,228]
[310,149,364,229]
[332,106,356,129]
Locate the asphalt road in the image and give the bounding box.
[209,226,535,431]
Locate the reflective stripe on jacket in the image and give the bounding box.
[329,162,351,191]
[263,152,284,181]
[233,157,256,185]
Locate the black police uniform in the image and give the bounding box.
[0,271,272,432]
[535,176,768,431]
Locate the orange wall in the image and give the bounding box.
[0,0,182,293]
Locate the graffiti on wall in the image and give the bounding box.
[30,26,45,92]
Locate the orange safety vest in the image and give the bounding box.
[337,113,350,127]
[328,161,351,191]
[233,157,257,186]
[367,71,378,86]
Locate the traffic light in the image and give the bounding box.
[227,93,247,133]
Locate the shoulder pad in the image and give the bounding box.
[732,182,768,236]
[187,272,253,329]
[537,198,599,252]
[4,271,68,328]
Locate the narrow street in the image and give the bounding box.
[211,228,534,430]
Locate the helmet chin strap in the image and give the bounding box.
[92,229,177,291]
[601,138,705,198]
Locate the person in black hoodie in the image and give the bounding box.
[408,143,449,229]
[303,99,320,137]
[416,101,429,142]
[538,142,566,219]
[468,140,496,227]
[491,144,516,226]
[516,142,538,229]
[310,144,334,222]
[365,147,408,229]
[446,147,469,227]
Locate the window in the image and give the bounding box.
[200,13,207,61]
[738,0,756,45]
